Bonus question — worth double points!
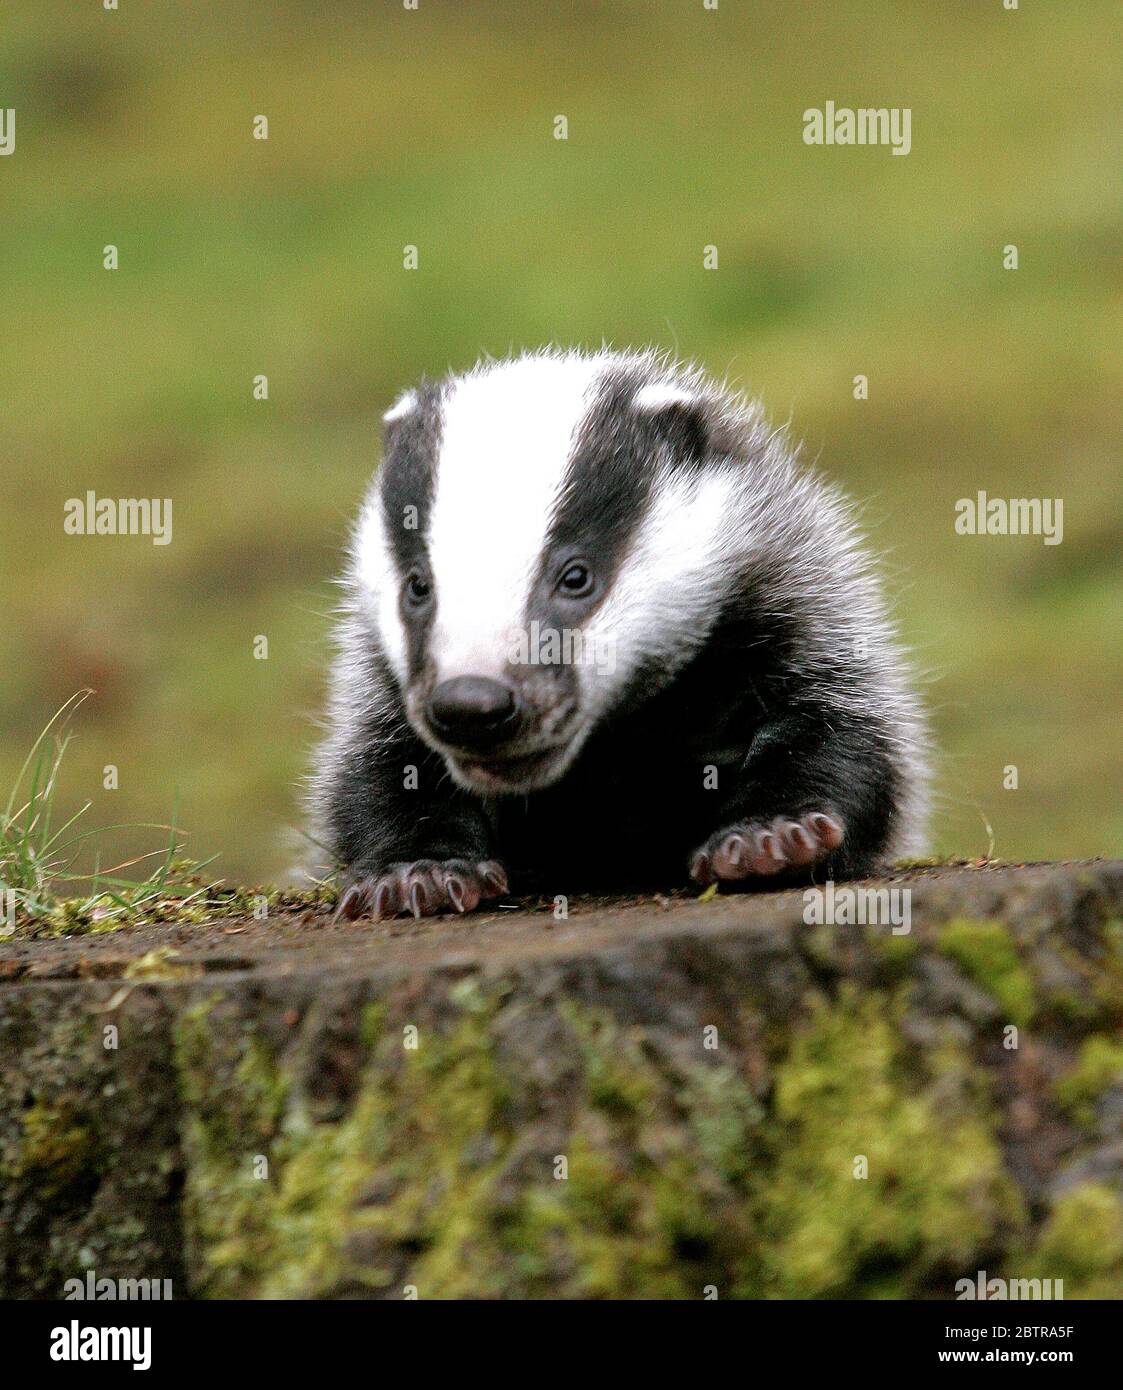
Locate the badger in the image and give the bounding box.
[311,348,929,920]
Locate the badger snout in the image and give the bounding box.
[426,676,520,749]
[417,670,585,795]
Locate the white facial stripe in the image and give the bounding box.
[354,498,407,680]
[425,356,602,679]
[581,466,746,709]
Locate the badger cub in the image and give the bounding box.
[313,349,929,919]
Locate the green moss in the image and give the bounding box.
[1055,1035,1123,1127]
[4,1099,97,1201]
[176,991,502,1296]
[347,999,758,1299]
[526,1009,763,1298]
[1044,987,1098,1024]
[166,973,1041,1299]
[1089,919,1123,1022]
[173,995,300,1295]
[18,880,338,940]
[937,918,1035,1026]
[172,983,775,1297]
[873,931,921,976]
[562,1002,655,1122]
[757,988,1023,1298]
[123,947,201,981]
[1020,1184,1123,1299]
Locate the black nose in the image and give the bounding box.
[427,676,519,746]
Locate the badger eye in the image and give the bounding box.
[557,562,594,597]
[405,571,431,606]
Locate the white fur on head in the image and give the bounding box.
[382,390,418,424]
[633,382,697,413]
[578,463,750,721]
[424,353,602,682]
[353,496,407,680]
[349,387,421,684]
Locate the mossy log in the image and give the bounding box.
[2,860,1122,1298]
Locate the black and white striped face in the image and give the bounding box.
[353,352,750,795]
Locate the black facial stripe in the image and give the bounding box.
[379,380,445,574]
[378,381,444,678]
[537,369,658,600]
[647,395,708,462]
[535,365,712,605]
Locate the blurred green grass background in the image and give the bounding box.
[1,0,1119,884]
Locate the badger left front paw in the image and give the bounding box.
[336,858,508,921]
[689,811,845,885]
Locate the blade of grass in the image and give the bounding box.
[3,690,91,826]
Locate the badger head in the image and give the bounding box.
[351,350,755,795]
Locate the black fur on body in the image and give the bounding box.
[310,349,929,918]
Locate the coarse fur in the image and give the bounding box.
[309,347,930,918]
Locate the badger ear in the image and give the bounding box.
[632,383,709,462]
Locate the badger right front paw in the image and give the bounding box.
[336,858,508,921]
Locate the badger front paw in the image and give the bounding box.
[337,858,509,921]
[689,811,845,885]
